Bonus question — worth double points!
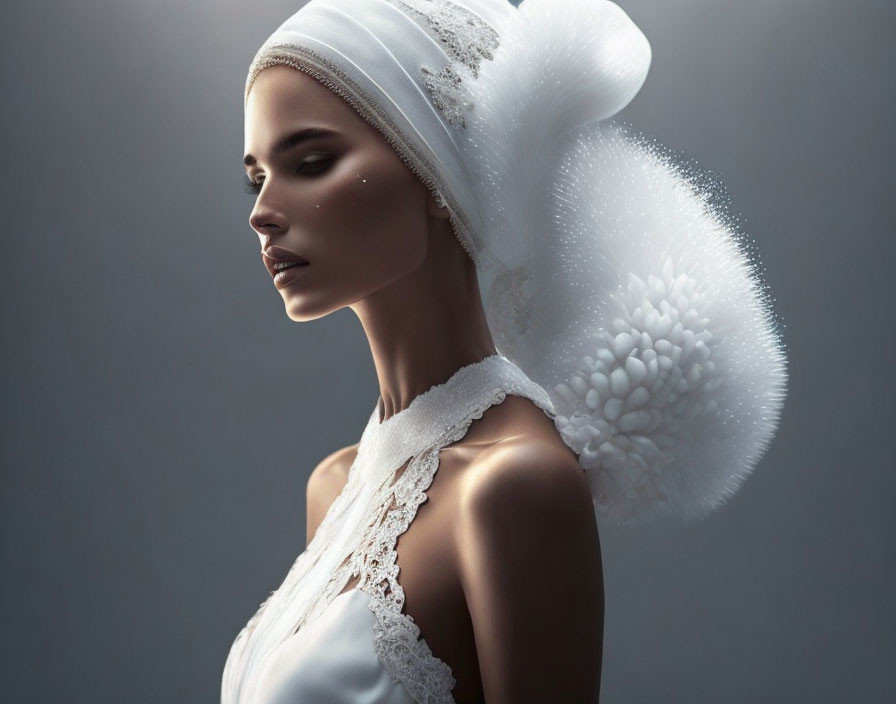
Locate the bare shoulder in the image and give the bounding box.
[457,432,595,542]
[305,443,359,546]
[453,393,591,512]
[307,442,358,494]
[454,428,604,702]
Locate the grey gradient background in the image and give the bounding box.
[1,0,893,702]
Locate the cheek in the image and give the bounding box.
[313,157,427,268]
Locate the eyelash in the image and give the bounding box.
[244,157,334,195]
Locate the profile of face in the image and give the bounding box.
[244,65,451,321]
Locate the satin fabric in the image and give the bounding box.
[254,588,415,704]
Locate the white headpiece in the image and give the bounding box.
[245,0,788,525]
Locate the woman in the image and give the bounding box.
[223,1,787,702]
[241,62,602,704]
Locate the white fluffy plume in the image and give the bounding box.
[461,0,789,524]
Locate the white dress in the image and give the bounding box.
[221,354,557,704]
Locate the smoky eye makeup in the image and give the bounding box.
[243,154,336,195]
[296,155,334,174]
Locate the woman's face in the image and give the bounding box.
[243,65,436,321]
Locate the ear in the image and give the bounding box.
[427,190,451,219]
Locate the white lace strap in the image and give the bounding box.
[353,360,557,702]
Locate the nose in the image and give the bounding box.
[249,201,288,239]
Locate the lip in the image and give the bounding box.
[261,246,310,279]
[273,262,310,289]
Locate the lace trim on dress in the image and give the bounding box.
[222,356,558,703]
[351,385,558,703]
[363,447,456,703]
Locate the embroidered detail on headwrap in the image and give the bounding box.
[388,0,500,128]
[392,0,500,77]
[421,64,474,127]
[487,264,535,336]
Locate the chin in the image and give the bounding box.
[283,294,344,323]
[285,307,331,323]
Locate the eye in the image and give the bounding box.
[243,156,334,197]
[296,155,334,175]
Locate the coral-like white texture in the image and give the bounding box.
[553,257,732,524]
[462,0,788,524]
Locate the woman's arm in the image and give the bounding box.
[456,440,605,703]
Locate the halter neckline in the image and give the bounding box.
[222,349,558,704]
[371,353,506,429]
[356,353,554,480]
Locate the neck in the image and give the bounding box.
[349,226,497,423]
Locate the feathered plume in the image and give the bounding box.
[461,0,789,524]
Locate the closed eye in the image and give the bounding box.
[243,156,334,197]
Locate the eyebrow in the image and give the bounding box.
[243,127,340,167]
